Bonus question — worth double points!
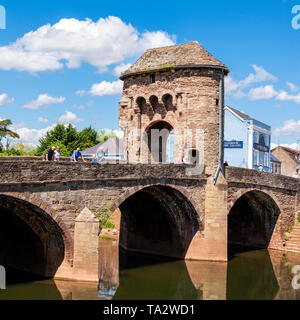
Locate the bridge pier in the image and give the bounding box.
[55,207,100,282]
[186,175,228,261]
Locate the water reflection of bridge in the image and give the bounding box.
[2,247,300,300]
[56,248,300,301]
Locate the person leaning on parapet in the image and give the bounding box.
[258,164,264,172]
[70,148,86,163]
[224,161,229,167]
[91,147,105,163]
[54,147,61,161]
[43,146,56,161]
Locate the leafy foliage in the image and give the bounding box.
[0,119,20,153]
[0,143,36,156]
[97,129,119,143]
[35,124,100,157]
[0,119,20,141]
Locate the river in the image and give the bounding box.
[1,240,300,300]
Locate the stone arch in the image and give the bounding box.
[228,188,283,214]
[0,192,73,267]
[228,189,282,250]
[144,119,174,133]
[0,194,66,277]
[111,184,203,259]
[149,95,160,113]
[162,93,176,112]
[135,96,147,114]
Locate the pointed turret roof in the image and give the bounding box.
[121,41,229,79]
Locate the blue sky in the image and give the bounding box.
[0,0,300,148]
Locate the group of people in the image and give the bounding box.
[43,147,86,162]
[43,146,105,163]
[43,146,61,161]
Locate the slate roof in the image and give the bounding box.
[82,139,124,156]
[226,106,252,120]
[121,41,229,78]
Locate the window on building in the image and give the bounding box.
[265,135,269,147]
[264,152,269,167]
[254,131,259,144]
[254,150,259,166]
[259,134,266,146]
[189,149,200,165]
[150,74,156,84]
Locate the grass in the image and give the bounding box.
[288,225,294,233]
[298,213,300,223]
[285,236,289,242]
[103,221,115,229]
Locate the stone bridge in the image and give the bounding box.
[0,158,299,281]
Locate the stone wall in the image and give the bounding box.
[0,158,205,184]
[119,68,223,175]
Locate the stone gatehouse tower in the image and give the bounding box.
[119,41,229,175]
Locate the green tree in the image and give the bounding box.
[0,119,20,154]
[97,129,119,143]
[35,124,100,157]
[0,143,36,157]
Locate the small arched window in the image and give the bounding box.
[259,134,266,146]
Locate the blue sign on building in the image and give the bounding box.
[224,141,243,149]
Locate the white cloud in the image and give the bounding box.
[38,117,50,123]
[58,111,83,124]
[276,90,300,104]
[23,94,65,109]
[0,17,175,73]
[12,125,55,146]
[286,82,298,92]
[248,85,278,100]
[271,142,299,151]
[225,65,277,95]
[0,93,14,106]
[113,63,132,77]
[73,105,86,110]
[273,120,300,137]
[78,80,123,97]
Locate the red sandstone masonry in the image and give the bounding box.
[0,159,300,280]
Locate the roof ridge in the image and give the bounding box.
[121,41,228,78]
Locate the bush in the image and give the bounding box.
[288,226,294,233]
[103,221,115,229]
